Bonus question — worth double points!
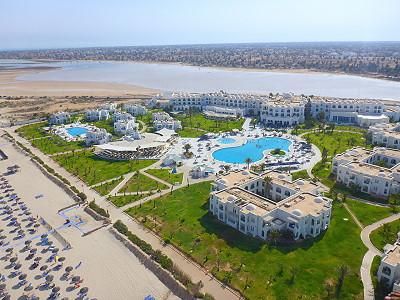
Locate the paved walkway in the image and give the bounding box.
[360,213,400,300]
[6,127,241,300]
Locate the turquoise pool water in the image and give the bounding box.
[218,137,236,144]
[66,127,88,137]
[212,137,291,164]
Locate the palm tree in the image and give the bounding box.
[245,157,252,170]
[183,143,191,154]
[269,230,280,245]
[336,265,349,297]
[321,147,328,164]
[263,176,273,198]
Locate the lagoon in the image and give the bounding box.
[8,60,400,99]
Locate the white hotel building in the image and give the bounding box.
[153,91,392,127]
[49,112,70,125]
[114,119,138,135]
[332,147,400,198]
[377,234,400,292]
[209,170,332,241]
[369,123,400,149]
[152,112,182,131]
[124,103,148,116]
[85,109,110,122]
[85,128,112,146]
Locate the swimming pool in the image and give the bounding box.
[218,137,236,144]
[66,127,88,137]
[212,137,291,164]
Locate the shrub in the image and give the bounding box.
[88,201,110,218]
[77,192,87,201]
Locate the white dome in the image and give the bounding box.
[227,195,237,202]
[314,197,324,203]
[242,170,250,175]
[296,180,305,186]
[246,204,256,211]
[292,209,303,217]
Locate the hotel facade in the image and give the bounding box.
[209,170,332,241]
[332,147,400,198]
[369,123,400,149]
[150,91,396,127]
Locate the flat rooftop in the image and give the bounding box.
[279,193,331,218]
[384,244,400,266]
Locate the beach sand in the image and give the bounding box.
[0,68,159,97]
[0,136,178,300]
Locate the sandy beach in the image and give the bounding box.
[0,135,178,300]
[0,68,159,97]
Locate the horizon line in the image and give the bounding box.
[1,40,400,52]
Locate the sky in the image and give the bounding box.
[0,0,399,50]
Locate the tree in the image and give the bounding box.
[183,143,191,154]
[269,230,280,245]
[317,111,326,124]
[263,176,273,198]
[245,157,252,170]
[321,147,329,164]
[289,266,299,284]
[335,265,349,297]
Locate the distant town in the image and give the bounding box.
[1,41,400,80]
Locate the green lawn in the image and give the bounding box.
[370,219,400,251]
[145,168,184,185]
[177,127,205,138]
[53,150,157,185]
[176,113,245,133]
[307,131,369,188]
[16,122,50,139]
[31,135,85,154]
[345,199,393,226]
[109,194,149,207]
[305,131,367,159]
[87,119,115,135]
[119,172,168,193]
[93,177,123,196]
[291,170,310,181]
[127,182,365,300]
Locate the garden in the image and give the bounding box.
[126,182,365,300]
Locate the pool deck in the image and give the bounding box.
[167,125,319,174]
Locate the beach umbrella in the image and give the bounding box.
[0,283,6,290]
[71,276,80,282]
[52,286,60,293]
[46,275,54,282]
[79,287,89,294]
[40,265,48,271]
[2,294,10,300]
[5,248,13,253]
[52,248,59,253]
[24,240,32,245]
[144,296,155,300]
[0,235,6,240]
[65,266,73,272]
[34,256,42,262]
[29,248,37,254]
[14,263,21,270]
[47,241,53,246]
[58,256,65,262]
[10,257,18,263]
[18,274,27,280]
[40,234,47,239]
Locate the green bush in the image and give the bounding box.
[89,201,110,218]
[112,220,197,293]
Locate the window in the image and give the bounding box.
[382,266,392,276]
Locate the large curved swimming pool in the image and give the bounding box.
[66,127,88,137]
[212,137,291,164]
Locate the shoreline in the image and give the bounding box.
[0,68,159,97]
[6,58,400,82]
